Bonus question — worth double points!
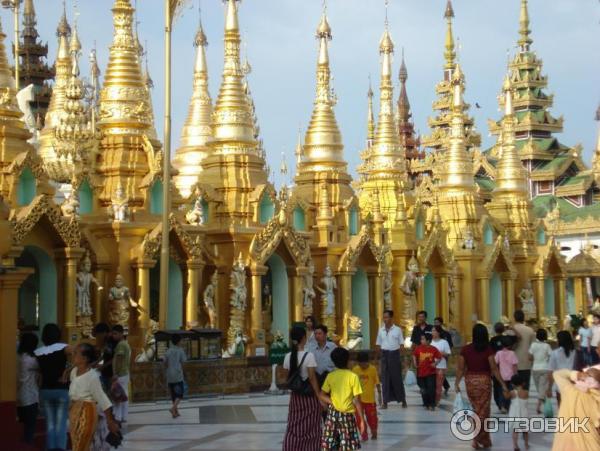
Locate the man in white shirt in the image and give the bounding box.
[376,310,407,408]
[591,314,600,365]
[307,324,336,386]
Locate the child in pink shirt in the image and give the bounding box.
[494,336,518,414]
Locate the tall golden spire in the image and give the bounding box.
[200,0,268,224]
[493,77,528,197]
[38,6,73,181]
[0,17,34,200]
[518,0,533,51]
[98,0,154,136]
[173,14,213,198]
[439,65,474,191]
[444,0,456,70]
[366,78,375,146]
[397,50,410,124]
[300,6,346,172]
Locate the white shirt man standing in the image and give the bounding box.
[307,324,336,386]
[376,310,407,408]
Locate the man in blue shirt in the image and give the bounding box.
[308,324,336,386]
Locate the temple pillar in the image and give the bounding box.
[456,256,478,340]
[557,278,566,320]
[533,277,544,318]
[292,269,305,322]
[391,254,406,319]
[574,277,585,313]
[94,264,110,324]
[368,269,384,348]
[479,277,490,325]
[505,277,515,319]
[439,274,449,324]
[59,247,85,344]
[185,260,204,328]
[134,259,154,337]
[338,272,352,341]
[250,266,268,356]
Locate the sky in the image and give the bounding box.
[5,0,600,188]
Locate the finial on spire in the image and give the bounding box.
[225,0,239,32]
[451,64,464,110]
[399,47,407,83]
[367,77,375,144]
[57,0,71,37]
[443,0,456,70]
[518,0,533,51]
[384,0,389,29]
[503,76,513,117]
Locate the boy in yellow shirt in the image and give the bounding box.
[319,347,366,450]
[352,351,382,441]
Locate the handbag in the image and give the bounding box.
[404,369,417,386]
[110,380,128,403]
[543,397,554,418]
[287,353,313,396]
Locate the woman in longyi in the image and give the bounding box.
[69,343,120,451]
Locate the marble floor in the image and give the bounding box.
[121,379,556,451]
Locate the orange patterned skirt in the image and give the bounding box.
[69,400,98,451]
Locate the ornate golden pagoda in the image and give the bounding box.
[200,0,269,225]
[421,0,480,153]
[173,18,213,199]
[358,16,408,230]
[396,53,421,162]
[96,0,161,206]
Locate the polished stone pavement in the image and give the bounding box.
[120,379,555,450]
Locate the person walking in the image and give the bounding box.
[376,310,407,408]
[17,332,39,444]
[433,317,453,396]
[504,374,530,451]
[529,328,552,414]
[352,351,381,441]
[35,323,72,451]
[308,324,336,387]
[548,330,575,407]
[455,324,507,450]
[512,310,535,390]
[431,326,451,406]
[319,347,365,450]
[111,325,131,424]
[413,333,441,411]
[578,319,593,367]
[164,334,187,418]
[494,336,519,414]
[410,310,432,348]
[69,343,120,451]
[305,315,317,349]
[282,326,322,451]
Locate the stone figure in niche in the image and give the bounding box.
[203,270,218,329]
[519,280,536,320]
[108,274,137,328]
[318,265,337,317]
[186,196,205,226]
[109,184,129,222]
[76,253,102,317]
[303,263,316,311]
[462,229,476,250]
[399,255,421,324]
[230,255,247,311]
[383,271,393,310]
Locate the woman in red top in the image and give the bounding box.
[455,324,507,449]
[412,334,442,411]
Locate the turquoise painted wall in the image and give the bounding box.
[201,199,209,224]
[16,246,57,331]
[17,168,36,206]
[260,195,274,224]
[268,254,289,338]
[483,224,494,245]
[489,272,503,323]
[537,228,546,245]
[544,277,555,316]
[349,208,359,236]
[78,180,93,214]
[167,257,183,329]
[416,218,424,240]
[293,206,306,231]
[150,181,163,214]
[351,268,369,349]
[424,272,436,319]
[566,278,575,314]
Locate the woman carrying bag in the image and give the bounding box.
[282,326,322,451]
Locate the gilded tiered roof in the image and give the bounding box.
[421,0,480,153]
[172,20,213,199]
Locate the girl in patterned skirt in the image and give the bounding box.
[319,347,366,450]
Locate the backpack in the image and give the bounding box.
[287,353,314,396]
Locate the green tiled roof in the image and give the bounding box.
[532,195,579,218]
[515,110,547,122]
[561,203,600,223]
[535,156,569,172]
[558,174,591,187]
[475,177,496,191]
[515,138,556,152]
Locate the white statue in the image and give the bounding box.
[186,196,205,226]
[383,271,393,310]
[76,253,103,317]
[16,84,36,132]
[519,281,536,320]
[302,263,316,310]
[462,229,476,250]
[61,193,80,219]
[400,255,421,324]
[317,265,337,316]
[109,184,129,222]
[203,270,218,328]
[135,319,159,363]
[223,327,247,358]
[230,255,247,311]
